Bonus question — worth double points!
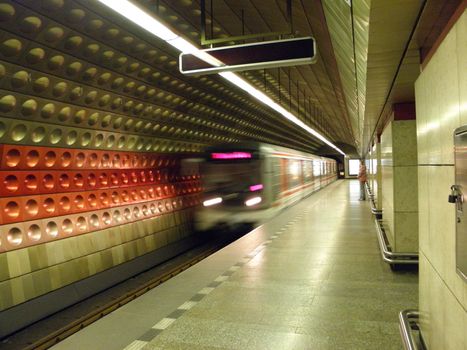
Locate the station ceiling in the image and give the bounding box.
[0,0,461,157]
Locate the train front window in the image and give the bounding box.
[202,161,261,194]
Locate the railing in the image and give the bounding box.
[365,183,382,217]
[399,310,426,350]
[375,219,418,264]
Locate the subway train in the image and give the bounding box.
[195,142,337,231]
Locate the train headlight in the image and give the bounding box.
[203,197,222,207]
[245,196,262,207]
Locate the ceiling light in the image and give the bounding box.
[96,0,346,156]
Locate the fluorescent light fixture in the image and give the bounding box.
[97,0,346,156]
[245,196,262,207]
[203,197,222,207]
[249,184,264,192]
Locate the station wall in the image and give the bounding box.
[415,9,466,349]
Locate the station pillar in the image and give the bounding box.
[380,103,419,253]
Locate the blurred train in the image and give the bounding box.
[195,142,337,231]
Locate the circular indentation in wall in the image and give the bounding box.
[1,39,22,57]
[106,135,115,147]
[101,154,109,167]
[98,94,110,107]
[42,174,54,190]
[87,112,99,126]
[113,155,121,167]
[123,208,131,220]
[11,123,27,142]
[62,219,73,234]
[84,43,100,57]
[40,103,55,119]
[117,136,125,149]
[49,128,62,144]
[20,16,42,33]
[0,94,17,113]
[90,214,99,228]
[74,195,84,209]
[66,61,82,76]
[73,173,84,187]
[61,151,72,167]
[110,173,118,186]
[0,3,15,22]
[83,68,97,82]
[26,47,45,64]
[85,19,103,32]
[111,191,119,204]
[21,99,38,116]
[4,174,18,192]
[66,130,78,145]
[150,203,157,214]
[94,133,104,147]
[89,153,98,167]
[59,173,70,189]
[58,107,72,122]
[5,201,19,218]
[99,172,108,186]
[27,224,41,241]
[59,196,70,211]
[97,72,111,86]
[11,70,30,88]
[64,35,83,50]
[76,216,87,231]
[45,221,58,237]
[66,8,85,23]
[69,86,83,101]
[76,152,85,167]
[121,190,129,202]
[48,55,64,70]
[121,173,128,185]
[44,151,56,167]
[26,150,39,167]
[87,173,96,187]
[31,126,46,143]
[100,192,109,206]
[73,110,86,124]
[7,227,22,246]
[42,0,65,11]
[25,199,39,216]
[102,212,111,225]
[44,27,65,43]
[33,77,50,93]
[80,132,92,147]
[24,174,37,190]
[133,206,141,218]
[113,210,122,223]
[52,82,68,97]
[88,193,97,207]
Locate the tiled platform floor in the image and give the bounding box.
[53,180,418,350]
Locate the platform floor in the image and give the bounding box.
[52,180,418,350]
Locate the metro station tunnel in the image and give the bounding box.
[0,0,465,349]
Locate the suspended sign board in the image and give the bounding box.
[179,37,316,76]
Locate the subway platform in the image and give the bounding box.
[52,180,418,350]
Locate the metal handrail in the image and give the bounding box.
[399,310,424,350]
[365,183,382,215]
[375,219,418,264]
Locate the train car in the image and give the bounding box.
[195,142,337,231]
